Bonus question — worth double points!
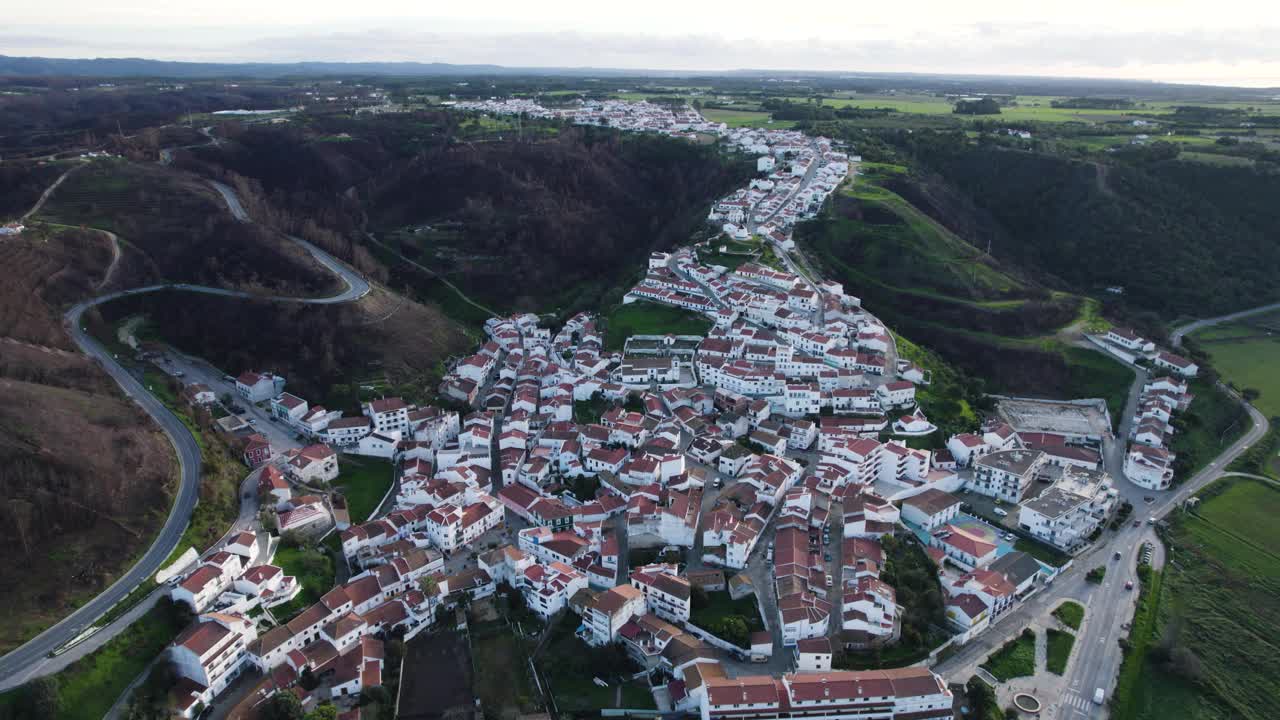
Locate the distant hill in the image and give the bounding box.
[0,54,635,79]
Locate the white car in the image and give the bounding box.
[993,507,1008,518]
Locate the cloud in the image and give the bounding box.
[4,23,1280,84]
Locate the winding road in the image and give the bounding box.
[936,304,1274,718]
[0,173,370,689]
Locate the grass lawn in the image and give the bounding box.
[1052,600,1085,630]
[1061,347,1136,427]
[0,600,190,720]
[980,629,1036,681]
[335,456,394,524]
[1045,629,1076,675]
[270,545,334,622]
[1193,321,1280,418]
[604,301,712,350]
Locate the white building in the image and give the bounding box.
[169,613,258,718]
[969,450,1046,503]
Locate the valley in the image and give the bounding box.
[0,69,1274,720]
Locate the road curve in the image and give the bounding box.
[0,180,370,688]
[1169,300,1280,347]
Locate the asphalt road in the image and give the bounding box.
[939,308,1272,718]
[0,179,371,688]
[1168,301,1280,347]
[0,299,203,688]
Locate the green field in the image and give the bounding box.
[1193,318,1280,418]
[701,107,795,128]
[1114,477,1280,720]
[1045,629,1076,675]
[604,301,712,350]
[335,456,394,524]
[470,621,543,716]
[980,629,1037,681]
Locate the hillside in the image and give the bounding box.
[795,163,1104,399]
[37,159,341,297]
[886,132,1280,316]
[179,115,753,317]
[0,228,176,653]
[91,286,472,412]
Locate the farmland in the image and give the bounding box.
[1192,312,1280,419]
[1114,477,1280,720]
[700,107,795,129]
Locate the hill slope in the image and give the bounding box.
[0,227,176,653]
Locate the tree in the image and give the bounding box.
[1242,387,1261,403]
[19,676,61,720]
[260,692,305,720]
[953,98,1001,115]
[305,704,339,720]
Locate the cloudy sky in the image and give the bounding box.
[6,0,1279,87]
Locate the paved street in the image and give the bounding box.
[0,178,371,688]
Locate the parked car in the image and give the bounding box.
[1094,688,1106,705]
[993,507,1008,518]
[1133,519,1141,527]
[1125,580,1134,590]
[825,574,833,587]
[824,552,832,562]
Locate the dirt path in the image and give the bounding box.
[97,230,122,290]
[1093,161,1115,197]
[21,161,84,221]
[362,230,499,319]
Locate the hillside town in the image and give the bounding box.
[73,98,1213,720]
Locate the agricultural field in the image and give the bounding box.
[700,107,795,128]
[1192,313,1280,419]
[1114,477,1280,720]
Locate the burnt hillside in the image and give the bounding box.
[180,116,753,314]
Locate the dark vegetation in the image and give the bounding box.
[38,159,339,296]
[178,114,752,317]
[953,98,1001,115]
[837,534,948,669]
[93,287,470,411]
[886,131,1280,316]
